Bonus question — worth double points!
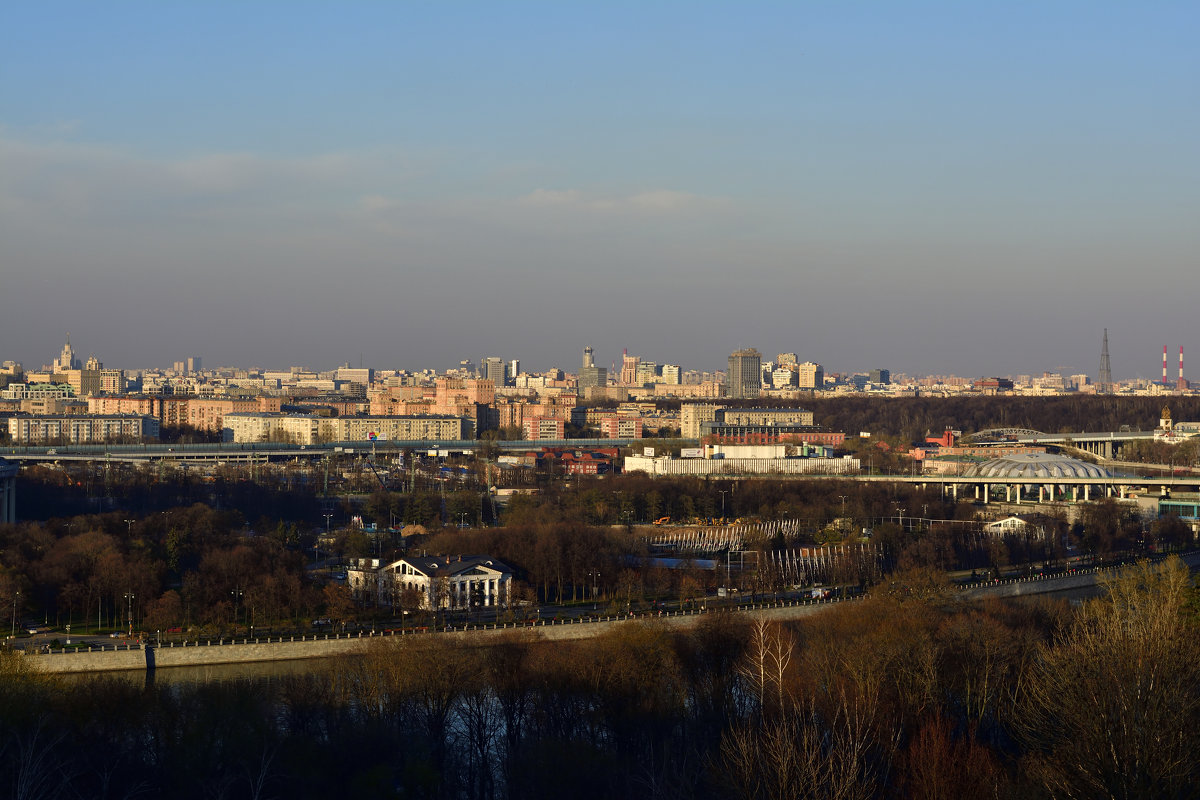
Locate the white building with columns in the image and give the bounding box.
[348,554,513,611]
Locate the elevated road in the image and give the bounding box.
[969,428,1157,459]
[2,438,644,464]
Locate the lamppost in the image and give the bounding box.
[124,518,135,536]
[10,590,19,640]
[838,495,848,529]
[124,592,135,638]
[587,569,600,610]
[230,587,243,628]
[718,489,728,520]
[458,512,468,529]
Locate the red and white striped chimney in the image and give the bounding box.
[1180,346,1185,390]
[1163,346,1169,385]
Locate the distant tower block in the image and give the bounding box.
[1098,329,1112,393]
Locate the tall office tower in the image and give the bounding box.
[508,360,520,383]
[869,368,890,385]
[661,364,681,385]
[1098,329,1112,393]
[187,356,202,374]
[727,348,762,399]
[620,351,640,385]
[797,361,824,389]
[579,346,607,390]
[635,361,659,385]
[482,357,506,386]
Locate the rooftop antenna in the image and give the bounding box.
[1098,329,1112,393]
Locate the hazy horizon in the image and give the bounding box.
[3,3,1197,381]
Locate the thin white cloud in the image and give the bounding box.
[518,187,729,214]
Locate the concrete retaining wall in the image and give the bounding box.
[22,599,855,675]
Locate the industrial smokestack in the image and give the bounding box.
[1163,345,1169,386]
[1180,346,1186,391]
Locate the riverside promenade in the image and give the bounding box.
[21,598,854,675]
[22,550,1199,675]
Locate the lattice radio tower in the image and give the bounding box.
[1099,328,1112,393]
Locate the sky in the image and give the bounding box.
[2,1,1197,379]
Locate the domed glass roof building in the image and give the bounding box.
[964,452,1113,480]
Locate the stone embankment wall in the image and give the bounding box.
[23,599,847,675]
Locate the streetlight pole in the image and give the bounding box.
[230,587,243,629]
[124,518,135,536]
[10,590,19,640]
[718,489,728,520]
[587,569,600,610]
[124,592,134,638]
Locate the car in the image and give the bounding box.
[311,618,331,627]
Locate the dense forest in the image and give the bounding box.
[2,558,1197,799]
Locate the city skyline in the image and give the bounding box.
[3,3,1197,376]
[8,331,1200,387]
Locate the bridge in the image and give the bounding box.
[2,438,644,464]
[967,428,1157,459]
[855,473,1200,504]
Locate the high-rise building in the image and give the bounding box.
[508,360,520,382]
[797,361,824,390]
[727,348,762,399]
[187,356,202,374]
[579,346,607,390]
[620,352,640,385]
[772,368,798,389]
[481,357,506,386]
[869,369,890,385]
[635,361,659,385]
[53,335,81,372]
[661,364,681,385]
[776,353,798,367]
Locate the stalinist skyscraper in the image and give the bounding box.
[53,334,81,372]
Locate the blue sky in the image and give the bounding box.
[2,2,1197,378]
